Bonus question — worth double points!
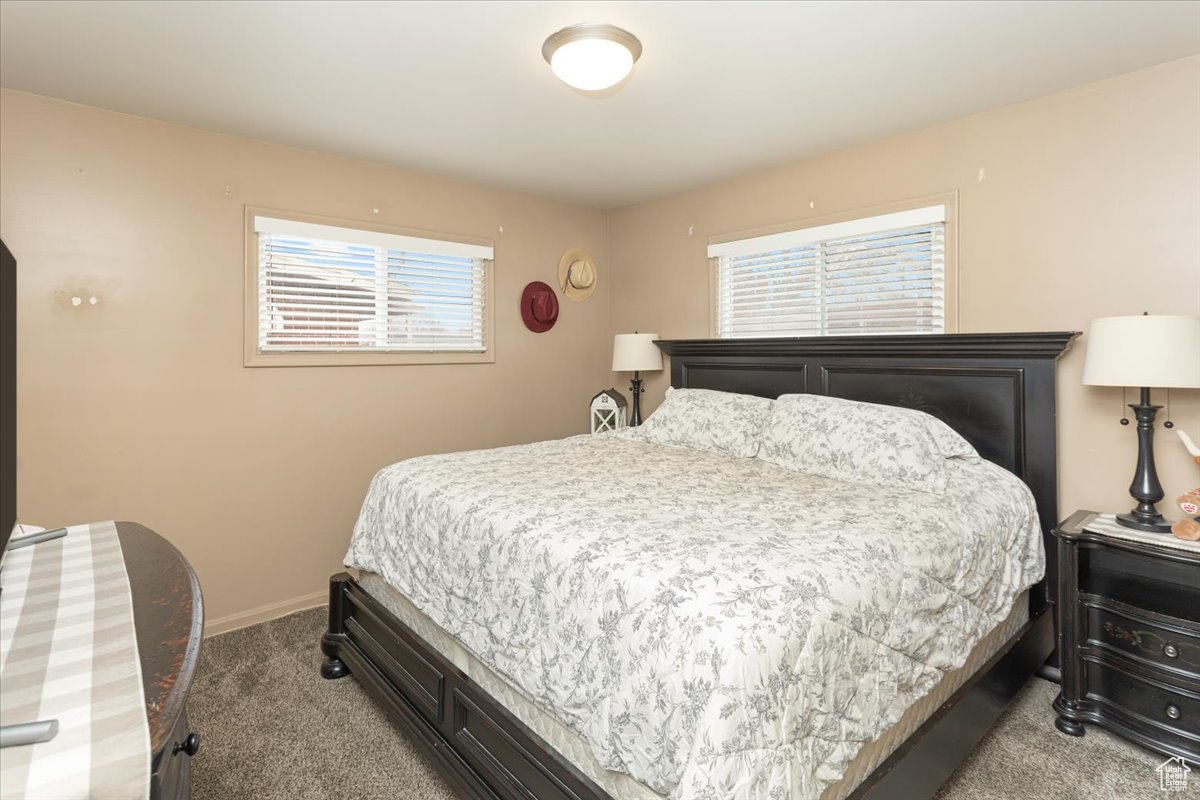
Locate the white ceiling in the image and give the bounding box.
[2,1,1198,208]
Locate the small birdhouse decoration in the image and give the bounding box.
[590,388,628,434]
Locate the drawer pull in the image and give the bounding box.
[1163,644,1179,659]
[173,732,202,757]
[1165,704,1182,721]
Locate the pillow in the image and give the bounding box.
[637,387,773,458]
[757,394,978,493]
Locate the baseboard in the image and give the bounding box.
[205,589,326,637]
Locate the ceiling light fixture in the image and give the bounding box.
[542,24,642,92]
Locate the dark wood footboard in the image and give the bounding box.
[321,572,1055,800]
[320,573,612,800]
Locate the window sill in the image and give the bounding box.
[243,350,495,368]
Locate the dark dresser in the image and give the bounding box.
[1053,509,1200,762]
[122,522,205,800]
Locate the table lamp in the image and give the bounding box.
[612,333,662,426]
[1082,313,1200,532]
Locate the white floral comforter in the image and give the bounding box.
[344,433,1043,799]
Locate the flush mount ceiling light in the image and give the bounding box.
[542,24,642,92]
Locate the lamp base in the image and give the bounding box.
[629,373,644,426]
[1115,511,1174,534]
[1115,389,1173,535]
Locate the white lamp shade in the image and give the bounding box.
[612,333,662,372]
[1082,315,1200,388]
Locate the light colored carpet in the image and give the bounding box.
[188,607,1168,800]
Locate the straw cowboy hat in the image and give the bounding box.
[558,249,597,302]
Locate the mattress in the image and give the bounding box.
[359,571,1028,800]
[345,432,1043,799]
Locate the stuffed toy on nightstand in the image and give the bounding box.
[1173,486,1200,541]
[1172,430,1200,541]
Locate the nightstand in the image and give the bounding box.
[1052,510,1200,762]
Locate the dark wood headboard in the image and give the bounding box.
[655,332,1078,613]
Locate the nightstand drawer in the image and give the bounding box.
[1086,662,1200,742]
[1085,600,1200,679]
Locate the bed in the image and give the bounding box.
[320,332,1077,800]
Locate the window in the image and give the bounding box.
[710,204,948,338]
[245,209,493,366]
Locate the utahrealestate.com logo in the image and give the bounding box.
[1156,757,1191,792]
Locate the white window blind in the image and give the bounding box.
[710,205,946,338]
[254,216,492,354]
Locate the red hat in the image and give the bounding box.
[520,281,559,333]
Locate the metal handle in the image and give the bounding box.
[1165,704,1182,721]
[7,528,68,551]
[1163,644,1179,659]
[0,720,59,748]
[173,732,201,757]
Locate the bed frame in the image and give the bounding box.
[321,332,1078,800]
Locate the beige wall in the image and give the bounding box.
[3,56,1199,631]
[609,56,1200,522]
[0,90,611,631]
